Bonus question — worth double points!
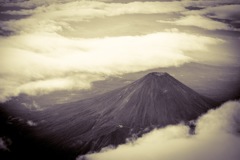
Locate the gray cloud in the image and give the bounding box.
[0,1,186,35]
[26,120,38,126]
[183,4,240,29]
[1,1,185,17]
[83,100,240,160]
[0,137,11,151]
[157,3,240,31]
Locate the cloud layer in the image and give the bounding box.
[84,100,240,160]
[0,0,239,102]
[0,31,222,102]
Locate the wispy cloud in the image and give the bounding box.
[157,3,240,31]
[158,15,231,30]
[182,4,240,30]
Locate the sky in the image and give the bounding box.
[0,0,240,102]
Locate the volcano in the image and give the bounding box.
[35,72,216,155]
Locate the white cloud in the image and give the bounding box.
[0,1,186,35]
[0,31,222,102]
[1,0,238,102]
[2,1,239,33]
[84,100,240,160]
[158,15,230,30]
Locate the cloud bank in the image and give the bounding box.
[0,31,222,102]
[83,100,240,160]
[0,0,239,102]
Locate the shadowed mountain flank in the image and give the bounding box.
[35,72,217,154]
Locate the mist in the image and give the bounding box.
[83,100,240,160]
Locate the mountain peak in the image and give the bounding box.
[135,72,174,90]
[143,72,170,80]
[37,72,216,154]
[147,72,168,77]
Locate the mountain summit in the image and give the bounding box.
[36,72,216,154]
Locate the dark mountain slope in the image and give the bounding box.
[34,72,216,155]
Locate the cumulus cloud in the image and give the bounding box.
[83,100,240,160]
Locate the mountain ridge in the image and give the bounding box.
[34,72,217,154]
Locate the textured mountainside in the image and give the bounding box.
[35,72,217,154]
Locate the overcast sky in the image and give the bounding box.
[0,0,240,101]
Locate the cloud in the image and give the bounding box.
[1,0,82,9]
[183,4,240,22]
[204,4,240,20]
[0,1,186,36]
[182,0,240,6]
[0,1,185,37]
[157,3,240,31]
[1,1,239,33]
[26,120,38,126]
[83,100,240,160]
[0,31,222,102]
[2,1,185,17]
[0,137,11,151]
[0,0,238,102]
[158,15,230,30]
[164,2,240,31]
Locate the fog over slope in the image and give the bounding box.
[83,100,240,160]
